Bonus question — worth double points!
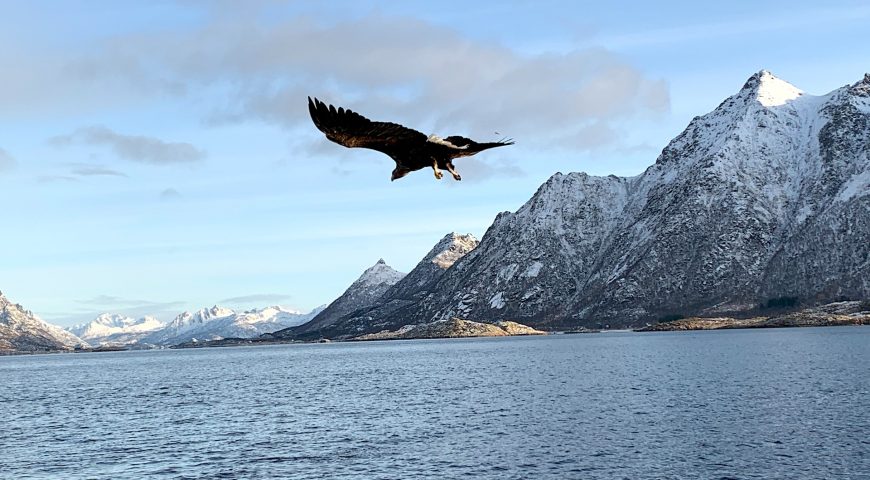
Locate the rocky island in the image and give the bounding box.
[354,318,546,341]
[637,301,870,331]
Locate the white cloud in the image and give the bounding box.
[55,12,668,151]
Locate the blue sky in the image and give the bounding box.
[1,0,868,326]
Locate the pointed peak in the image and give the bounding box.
[740,70,803,107]
[364,258,393,272]
[848,73,870,97]
[357,259,406,286]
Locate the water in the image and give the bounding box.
[2,327,869,479]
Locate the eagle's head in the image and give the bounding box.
[391,167,410,181]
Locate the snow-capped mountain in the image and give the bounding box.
[141,305,322,346]
[363,71,870,330]
[67,313,164,346]
[294,233,479,339]
[0,291,89,352]
[274,259,406,338]
[140,305,235,345]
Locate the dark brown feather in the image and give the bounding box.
[308,97,426,155]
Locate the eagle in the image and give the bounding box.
[308,97,513,181]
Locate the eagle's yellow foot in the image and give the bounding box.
[432,162,443,179]
[452,173,461,181]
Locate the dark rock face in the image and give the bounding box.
[369,71,870,330]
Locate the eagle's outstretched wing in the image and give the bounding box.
[308,97,427,158]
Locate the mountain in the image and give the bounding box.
[275,259,405,338]
[290,233,479,340]
[0,291,89,353]
[140,305,234,345]
[360,71,870,330]
[141,305,323,346]
[67,313,165,346]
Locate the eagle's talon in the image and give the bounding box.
[434,171,443,179]
[453,174,461,181]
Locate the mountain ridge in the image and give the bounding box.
[351,70,870,332]
[1,291,89,352]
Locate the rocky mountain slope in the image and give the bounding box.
[287,233,478,340]
[274,259,406,338]
[67,313,165,346]
[366,71,870,330]
[0,291,88,353]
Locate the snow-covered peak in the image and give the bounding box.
[235,305,303,324]
[426,233,479,269]
[68,313,164,339]
[171,305,235,327]
[244,305,302,316]
[354,259,405,287]
[740,70,803,107]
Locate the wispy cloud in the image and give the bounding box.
[0,147,17,173]
[49,126,206,165]
[76,295,184,308]
[67,163,128,177]
[452,157,525,183]
[219,293,293,305]
[160,187,182,200]
[37,174,79,183]
[598,5,870,50]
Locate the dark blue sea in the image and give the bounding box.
[2,327,869,479]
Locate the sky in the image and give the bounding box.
[1,0,868,327]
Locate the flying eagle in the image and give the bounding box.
[308,97,513,181]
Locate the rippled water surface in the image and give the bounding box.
[2,327,870,479]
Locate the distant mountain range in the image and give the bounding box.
[1,289,324,352]
[70,304,326,347]
[68,313,165,346]
[136,305,324,346]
